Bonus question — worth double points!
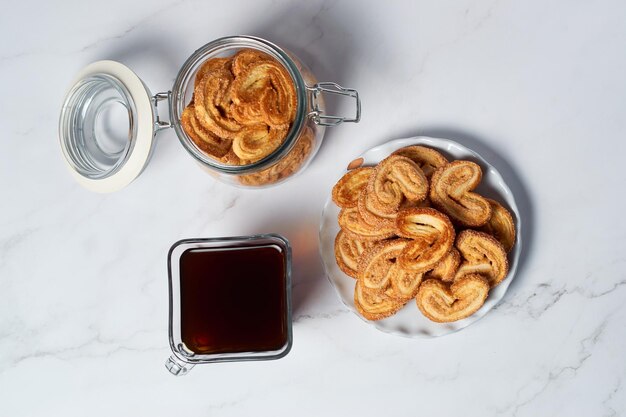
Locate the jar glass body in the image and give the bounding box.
[170,36,325,188]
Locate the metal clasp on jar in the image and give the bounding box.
[152,91,173,132]
[307,82,361,127]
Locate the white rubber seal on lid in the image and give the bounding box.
[59,60,155,193]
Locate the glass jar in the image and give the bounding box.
[59,36,360,192]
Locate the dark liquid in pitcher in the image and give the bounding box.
[179,245,287,354]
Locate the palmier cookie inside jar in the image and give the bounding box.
[171,36,361,188]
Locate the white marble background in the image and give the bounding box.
[1,0,625,415]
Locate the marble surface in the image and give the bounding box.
[1,0,625,415]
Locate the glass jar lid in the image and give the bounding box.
[59,60,155,193]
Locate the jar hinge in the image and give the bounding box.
[307,82,361,127]
[152,91,173,132]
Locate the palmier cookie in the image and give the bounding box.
[480,198,516,252]
[194,68,242,139]
[357,239,409,290]
[430,160,492,227]
[392,145,448,178]
[230,60,296,127]
[416,274,490,323]
[332,167,375,208]
[334,230,374,279]
[396,208,455,273]
[425,247,461,282]
[338,207,396,241]
[194,57,232,86]
[387,264,424,302]
[238,127,313,186]
[181,106,231,158]
[365,155,428,217]
[455,230,509,288]
[232,124,288,163]
[357,190,396,229]
[354,280,406,321]
[231,49,273,76]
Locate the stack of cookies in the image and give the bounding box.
[332,145,515,323]
[182,49,297,165]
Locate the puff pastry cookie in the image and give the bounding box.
[365,155,428,217]
[455,230,509,288]
[416,274,490,323]
[392,145,448,178]
[357,239,409,290]
[430,160,492,227]
[334,230,374,279]
[396,208,455,273]
[480,198,516,252]
[332,167,375,208]
[354,280,406,321]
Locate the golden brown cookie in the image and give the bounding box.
[387,264,424,302]
[365,155,428,217]
[354,280,406,321]
[181,105,231,158]
[231,49,273,76]
[480,198,516,252]
[194,57,232,86]
[430,160,492,227]
[416,274,490,323]
[238,127,313,186]
[232,124,288,163]
[338,207,396,241]
[356,190,397,229]
[425,247,461,282]
[357,239,409,289]
[455,230,509,287]
[332,167,375,208]
[392,145,448,178]
[334,230,374,279]
[396,208,455,273]
[194,68,242,139]
[230,60,296,128]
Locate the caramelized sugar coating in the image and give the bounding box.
[396,208,455,273]
[356,190,396,229]
[332,167,375,209]
[425,247,461,282]
[455,230,509,288]
[232,124,288,163]
[365,155,428,217]
[181,106,231,158]
[338,206,396,241]
[387,264,424,302]
[430,160,492,227]
[238,127,314,186]
[334,230,374,279]
[480,198,516,252]
[230,60,296,127]
[232,49,273,76]
[194,68,242,139]
[416,274,489,323]
[194,57,232,86]
[354,280,406,321]
[392,145,448,178]
[357,239,409,290]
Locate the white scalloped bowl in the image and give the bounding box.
[319,136,522,338]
